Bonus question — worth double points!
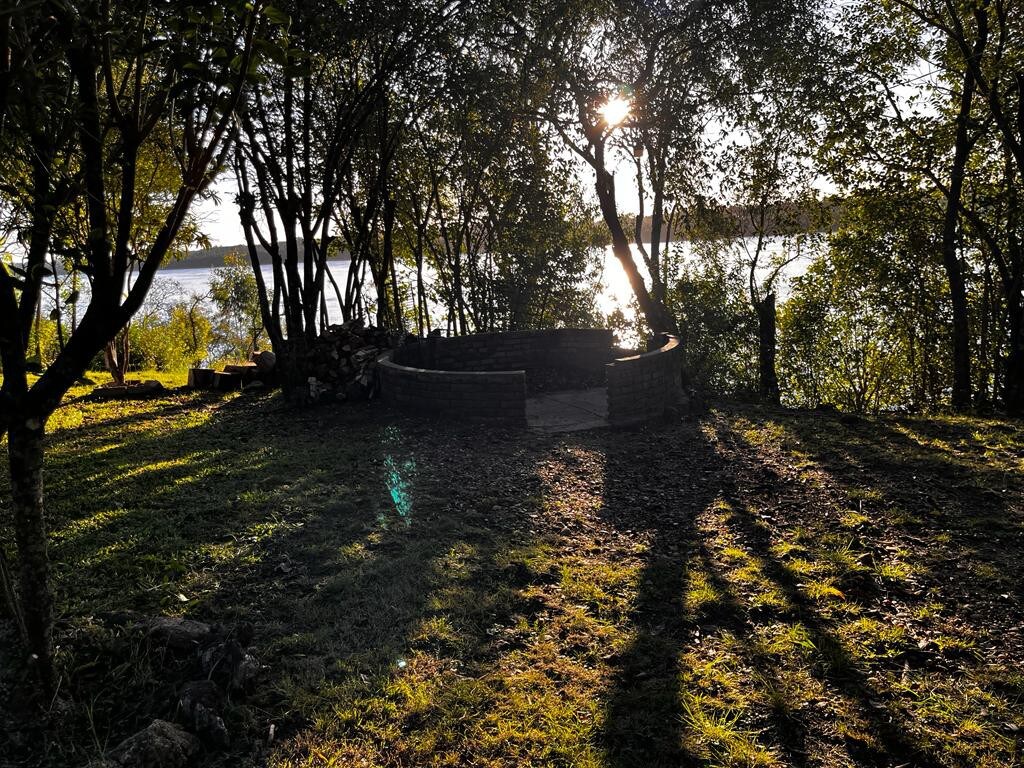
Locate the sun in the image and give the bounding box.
[598,95,631,127]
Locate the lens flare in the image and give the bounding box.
[598,95,631,127]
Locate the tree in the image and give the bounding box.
[532,0,827,338]
[210,253,264,359]
[826,0,1024,411]
[779,189,952,413]
[0,0,265,693]
[232,0,460,398]
[715,92,824,405]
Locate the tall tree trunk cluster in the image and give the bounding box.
[0,2,258,693]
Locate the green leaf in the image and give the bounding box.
[263,5,290,26]
[254,38,288,65]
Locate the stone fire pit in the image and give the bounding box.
[378,328,682,429]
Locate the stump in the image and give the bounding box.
[188,368,216,389]
[213,372,243,391]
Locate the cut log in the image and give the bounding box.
[213,372,243,391]
[188,368,216,389]
[223,363,258,375]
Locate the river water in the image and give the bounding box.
[54,240,815,337]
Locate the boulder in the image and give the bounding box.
[252,350,277,373]
[107,720,199,768]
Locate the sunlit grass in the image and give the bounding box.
[3,389,1022,766]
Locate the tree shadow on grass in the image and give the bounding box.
[705,408,1021,766]
[3,393,552,766]
[769,408,1024,606]
[7,396,1021,766]
[596,420,721,767]
[596,410,962,768]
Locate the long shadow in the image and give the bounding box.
[7,395,1019,766]
[2,393,551,766]
[595,407,980,767]
[596,420,722,767]
[709,412,954,767]
[775,409,1024,605]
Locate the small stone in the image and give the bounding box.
[178,680,229,747]
[108,720,199,768]
[145,616,212,651]
[230,652,261,692]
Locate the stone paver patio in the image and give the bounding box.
[525,387,609,432]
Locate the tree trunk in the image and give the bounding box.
[104,329,129,385]
[384,195,402,331]
[274,336,312,403]
[595,168,676,333]
[7,416,55,697]
[1003,300,1024,414]
[941,53,977,410]
[756,292,780,404]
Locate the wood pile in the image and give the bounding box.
[303,320,396,401]
[188,352,276,392]
[186,321,401,401]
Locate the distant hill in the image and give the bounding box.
[166,198,841,270]
[164,243,270,270]
[164,240,349,270]
[625,198,842,243]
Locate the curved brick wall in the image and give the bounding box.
[381,329,614,423]
[378,355,526,421]
[606,335,682,425]
[379,329,681,426]
[392,328,615,375]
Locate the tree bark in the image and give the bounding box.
[941,66,977,410]
[7,416,55,697]
[595,167,676,333]
[1003,299,1024,414]
[104,329,130,385]
[756,292,780,404]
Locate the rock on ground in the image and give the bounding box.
[107,720,199,768]
[179,680,230,747]
[144,617,212,651]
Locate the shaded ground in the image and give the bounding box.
[1,381,1023,767]
[526,387,609,432]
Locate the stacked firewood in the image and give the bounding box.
[188,320,402,400]
[302,320,396,401]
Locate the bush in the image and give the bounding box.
[128,298,213,372]
[672,245,758,395]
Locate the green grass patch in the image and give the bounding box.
[1,391,1022,766]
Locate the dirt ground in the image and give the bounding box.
[2,385,1022,767]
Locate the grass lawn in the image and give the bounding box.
[2,377,1023,766]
